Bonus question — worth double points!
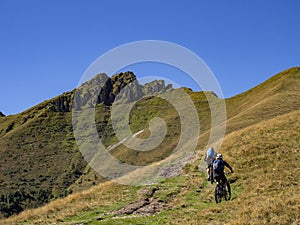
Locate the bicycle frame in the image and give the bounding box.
[214,175,231,203]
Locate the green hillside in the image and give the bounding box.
[0,73,137,217]
[0,67,299,224]
[3,109,300,225]
[0,71,215,218]
[0,97,87,218]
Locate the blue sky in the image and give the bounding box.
[0,0,299,115]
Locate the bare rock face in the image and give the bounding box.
[97,78,114,105]
[111,72,144,103]
[73,71,173,110]
[111,71,137,95]
[52,95,73,112]
[114,80,144,104]
[166,83,173,90]
[143,80,166,95]
[48,92,73,112]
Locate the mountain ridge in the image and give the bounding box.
[0,67,299,222]
[0,71,175,218]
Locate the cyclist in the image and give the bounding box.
[204,147,217,181]
[213,153,234,186]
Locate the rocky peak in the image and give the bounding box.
[73,71,173,110]
[143,80,166,95]
[111,71,137,95]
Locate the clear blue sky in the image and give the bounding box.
[0,0,299,115]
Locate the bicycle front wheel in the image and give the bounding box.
[224,182,231,201]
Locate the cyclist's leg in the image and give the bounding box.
[209,164,214,183]
[214,174,220,184]
[206,161,211,180]
[221,174,229,189]
[206,167,210,180]
[221,174,231,200]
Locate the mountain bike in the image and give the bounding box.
[214,173,231,203]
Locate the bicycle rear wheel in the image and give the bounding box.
[214,185,222,203]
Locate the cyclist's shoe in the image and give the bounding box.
[207,176,210,181]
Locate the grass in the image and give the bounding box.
[225,66,300,134]
[2,182,140,225]
[109,95,182,166]
[0,67,299,224]
[216,110,300,225]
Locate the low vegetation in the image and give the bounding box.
[0,67,299,224]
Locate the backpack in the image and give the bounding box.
[206,148,216,160]
[213,159,224,173]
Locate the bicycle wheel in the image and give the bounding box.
[224,182,231,201]
[214,185,222,203]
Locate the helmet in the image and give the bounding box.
[216,153,222,159]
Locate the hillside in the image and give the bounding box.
[0,71,200,218]
[225,67,300,132]
[3,109,299,225]
[197,67,300,149]
[0,67,299,224]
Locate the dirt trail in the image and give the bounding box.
[113,187,166,217]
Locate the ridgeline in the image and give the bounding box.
[1,67,299,224]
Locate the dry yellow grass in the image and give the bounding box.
[154,110,299,225]
[2,181,138,225]
[194,109,300,225]
[1,68,299,224]
[5,110,298,225]
[225,67,299,134]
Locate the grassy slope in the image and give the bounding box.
[0,92,99,217]
[1,67,299,224]
[0,109,85,215]
[225,67,300,133]
[3,108,299,225]
[198,67,300,149]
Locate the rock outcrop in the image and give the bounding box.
[0,111,5,117]
[73,71,173,110]
[38,71,173,112]
[47,92,73,112]
[143,80,166,95]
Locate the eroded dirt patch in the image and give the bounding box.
[112,187,167,217]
